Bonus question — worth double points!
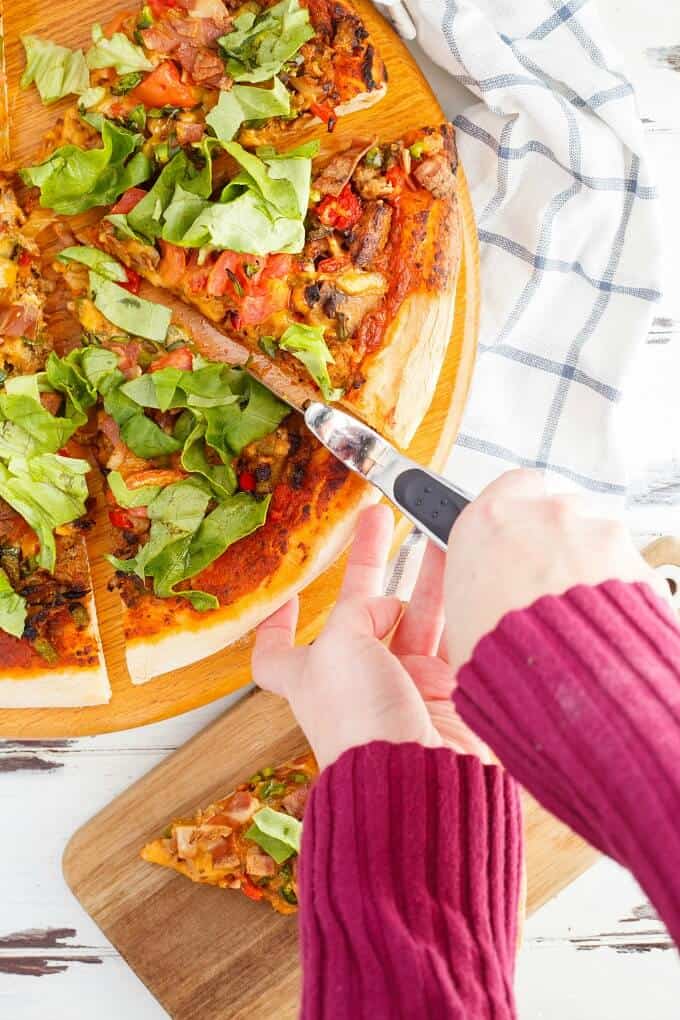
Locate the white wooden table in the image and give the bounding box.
[2,1,680,1016]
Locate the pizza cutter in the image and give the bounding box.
[303,402,470,550]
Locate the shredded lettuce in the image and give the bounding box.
[57,245,128,283]
[109,482,269,610]
[89,271,172,343]
[278,323,343,402]
[107,471,162,508]
[20,118,152,216]
[245,806,302,863]
[206,77,290,143]
[103,383,182,459]
[78,85,106,110]
[20,35,89,104]
[86,23,152,75]
[0,568,27,639]
[219,0,315,84]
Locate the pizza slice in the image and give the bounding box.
[141,751,317,914]
[53,248,376,684]
[0,179,108,707]
[89,124,460,446]
[19,0,386,195]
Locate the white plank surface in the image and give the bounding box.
[3,1,680,1017]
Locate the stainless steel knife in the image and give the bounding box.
[274,392,471,551]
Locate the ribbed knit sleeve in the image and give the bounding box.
[455,580,680,946]
[298,743,522,1020]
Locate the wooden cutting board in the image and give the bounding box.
[0,0,480,738]
[63,689,599,1020]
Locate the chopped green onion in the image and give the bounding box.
[364,146,383,168]
[258,336,278,359]
[291,772,308,784]
[261,766,274,778]
[33,636,58,664]
[137,5,154,29]
[111,71,144,95]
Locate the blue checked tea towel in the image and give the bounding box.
[376,0,662,510]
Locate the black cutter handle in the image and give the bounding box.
[393,468,470,549]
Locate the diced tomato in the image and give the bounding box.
[242,878,264,901]
[148,0,179,16]
[386,165,416,194]
[109,508,135,530]
[238,470,256,492]
[309,101,337,131]
[150,346,193,372]
[110,187,147,215]
[108,97,137,119]
[316,185,363,230]
[317,255,351,275]
[233,289,285,328]
[17,250,33,268]
[104,8,137,36]
[158,240,187,288]
[119,267,141,294]
[207,251,259,298]
[259,253,293,281]
[130,61,198,110]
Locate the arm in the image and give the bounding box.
[253,505,523,1019]
[299,744,521,1020]
[444,469,680,946]
[455,579,680,945]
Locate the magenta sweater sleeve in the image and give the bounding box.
[455,579,680,946]
[298,744,522,1020]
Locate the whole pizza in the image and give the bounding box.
[0,0,463,703]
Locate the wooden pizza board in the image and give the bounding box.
[0,0,480,738]
[63,689,599,1020]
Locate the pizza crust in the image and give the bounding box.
[125,484,380,684]
[334,83,388,118]
[346,281,458,448]
[0,590,110,708]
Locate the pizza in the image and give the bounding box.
[141,750,317,913]
[0,179,108,706]
[94,125,461,446]
[46,251,377,684]
[0,0,461,704]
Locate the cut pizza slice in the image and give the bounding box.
[18,0,387,213]
[90,124,460,446]
[141,751,317,914]
[0,180,109,707]
[53,250,376,684]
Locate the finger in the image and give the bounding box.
[252,597,303,696]
[475,468,547,507]
[335,596,403,640]
[398,654,455,700]
[338,503,394,602]
[391,542,446,656]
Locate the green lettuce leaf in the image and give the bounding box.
[278,322,343,401]
[0,455,90,572]
[57,245,128,282]
[120,361,241,412]
[78,85,106,109]
[20,35,89,104]
[178,416,236,498]
[0,391,76,451]
[89,271,172,343]
[44,350,97,427]
[20,119,152,215]
[206,77,290,143]
[203,375,289,456]
[86,23,152,75]
[0,567,27,639]
[107,470,162,508]
[219,0,314,84]
[103,383,181,458]
[245,806,302,863]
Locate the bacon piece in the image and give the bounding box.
[246,849,277,878]
[412,153,456,199]
[140,22,180,53]
[349,200,393,268]
[40,392,63,416]
[176,120,204,145]
[0,303,39,338]
[189,50,230,88]
[313,139,376,198]
[281,785,309,820]
[103,340,142,380]
[124,468,187,489]
[223,791,259,825]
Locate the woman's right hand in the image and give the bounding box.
[445,469,665,673]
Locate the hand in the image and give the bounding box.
[445,469,665,673]
[253,504,487,770]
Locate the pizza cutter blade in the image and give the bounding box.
[302,402,470,550]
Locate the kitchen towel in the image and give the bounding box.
[376,0,662,508]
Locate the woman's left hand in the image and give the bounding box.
[252,504,488,770]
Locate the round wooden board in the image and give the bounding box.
[0,0,480,736]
